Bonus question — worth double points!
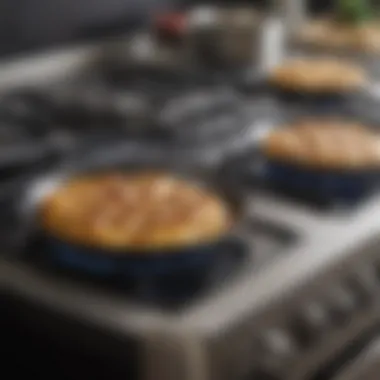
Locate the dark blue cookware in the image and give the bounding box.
[19,143,246,283]
[264,160,379,203]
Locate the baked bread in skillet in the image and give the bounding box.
[262,120,380,170]
[40,173,232,251]
[299,19,380,53]
[269,58,366,93]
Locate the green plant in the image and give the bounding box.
[335,0,374,24]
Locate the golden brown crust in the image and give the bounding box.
[298,19,380,53]
[269,58,366,93]
[40,173,232,252]
[262,120,380,170]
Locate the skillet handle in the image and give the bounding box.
[229,221,255,248]
[0,176,38,255]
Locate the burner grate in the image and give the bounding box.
[21,237,250,310]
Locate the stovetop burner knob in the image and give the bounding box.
[327,285,357,325]
[358,266,380,293]
[291,301,331,347]
[257,328,297,370]
[345,268,377,308]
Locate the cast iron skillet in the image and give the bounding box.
[219,116,380,205]
[270,83,363,115]
[244,71,369,117]
[16,142,249,279]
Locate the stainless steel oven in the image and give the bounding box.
[314,334,380,380]
[2,35,380,380]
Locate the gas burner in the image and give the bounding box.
[102,50,221,97]
[8,210,295,310]
[156,87,250,144]
[0,119,28,143]
[0,89,64,174]
[109,90,159,133]
[220,149,377,211]
[24,238,249,309]
[0,89,55,137]
[46,85,159,138]
[158,88,240,124]
[111,74,212,99]
[49,84,118,128]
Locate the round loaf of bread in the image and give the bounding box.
[298,19,380,54]
[269,58,367,93]
[40,172,232,252]
[262,120,380,171]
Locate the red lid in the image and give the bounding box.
[154,13,187,35]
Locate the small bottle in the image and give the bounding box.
[187,6,219,67]
[279,0,308,37]
[258,17,286,74]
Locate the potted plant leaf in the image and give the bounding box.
[335,0,374,25]
[294,0,380,79]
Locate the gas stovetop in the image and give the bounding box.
[16,218,293,310]
[0,77,257,159]
[2,38,380,380]
[3,181,379,380]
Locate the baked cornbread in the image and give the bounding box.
[40,173,232,252]
[262,120,380,170]
[269,58,366,93]
[299,19,380,53]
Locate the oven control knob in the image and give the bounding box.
[291,302,330,347]
[328,286,356,324]
[346,269,376,308]
[359,266,379,291]
[257,328,297,369]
